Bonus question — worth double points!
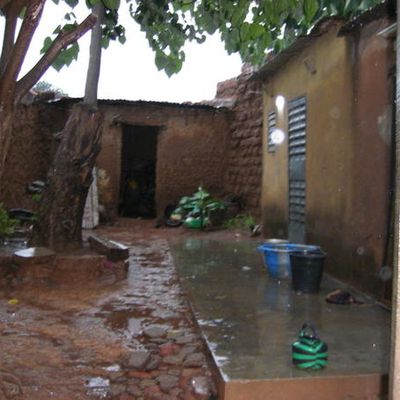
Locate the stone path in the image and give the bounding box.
[98,234,217,400]
[0,223,219,399]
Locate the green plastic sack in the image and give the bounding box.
[183,217,203,229]
[292,322,328,370]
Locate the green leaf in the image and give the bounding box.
[101,36,110,49]
[344,0,363,16]
[155,51,168,70]
[64,12,77,21]
[53,25,62,34]
[303,0,319,24]
[102,0,120,10]
[64,0,79,8]
[86,0,101,6]
[181,2,192,12]
[248,23,265,39]
[40,37,53,55]
[51,42,80,71]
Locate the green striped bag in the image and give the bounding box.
[292,322,328,370]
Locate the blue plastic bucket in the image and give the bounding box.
[257,243,320,279]
[263,238,289,245]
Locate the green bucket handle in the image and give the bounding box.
[299,321,320,340]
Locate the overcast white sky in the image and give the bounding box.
[1,2,243,103]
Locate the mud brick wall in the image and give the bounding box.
[97,102,231,218]
[1,75,263,221]
[1,104,68,210]
[219,69,263,219]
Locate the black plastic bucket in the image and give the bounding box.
[290,250,326,293]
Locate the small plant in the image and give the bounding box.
[223,213,256,230]
[0,203,17,239]
[31,193,42,203]
[172,187,226,229]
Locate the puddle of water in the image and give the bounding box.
[171,237,391,381]
[97,306,151,333]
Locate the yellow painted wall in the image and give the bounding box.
[261,20,393,297]
[262,23,354,241]
[261,24,369,290]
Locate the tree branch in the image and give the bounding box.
[0,0,29,76]
[15,14,97,104]
[84,3,104,106]
[0,0,13,9]
[0,0,46,105]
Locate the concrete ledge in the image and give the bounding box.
[219,373,387,400]
[88,235,129,261]
[55,254,106,283]
[0,243,129,287]
[12,247,56,266]
[11,247,56,284]
[171,238,390,400]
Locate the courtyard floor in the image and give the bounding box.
[0,219,390,400]
[0,219,245,400]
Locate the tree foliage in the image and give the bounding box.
[1,0,383,87]
[129,0,383,75]
[34,80,67,96]
[41,0,126,72]
[0,0,385,99]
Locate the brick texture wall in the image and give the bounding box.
[2,71,264,222]
[1,104,68,210]
[219,67,263,219]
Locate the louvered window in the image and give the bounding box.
[267,111,277,153]
[288,96,307,242]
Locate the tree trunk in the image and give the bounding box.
[0,106,14,185]
[84,2,104,106]
[32,5,104,249]
[33,104,103,250]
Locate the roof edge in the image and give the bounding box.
[338,1,393,36]
[32,97,229,111]
[251,18,342,81]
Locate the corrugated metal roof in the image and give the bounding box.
[45,97,228,111]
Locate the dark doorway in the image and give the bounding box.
[119,125,158,218]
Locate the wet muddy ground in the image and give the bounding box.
[0,220,251,399]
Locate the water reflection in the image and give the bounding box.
[170,238,390,381]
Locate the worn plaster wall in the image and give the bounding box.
[1,104,68,210]
[261,20,394,297]
[349,17,395,296]
[262,24,355,244]
[97,102,231,218]
[1,101,230,221]
[218,68,264,219]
